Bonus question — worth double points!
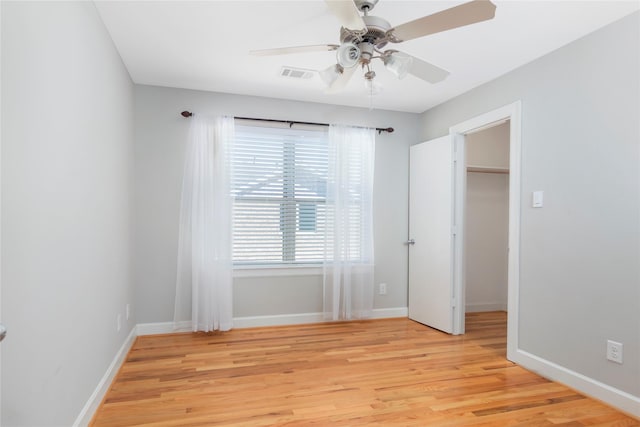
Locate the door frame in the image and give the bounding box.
[449,101,521,362]
[0,1,4,416]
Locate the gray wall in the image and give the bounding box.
[1,2,135,425]
[133,85,421,323]
[420,12,639,397]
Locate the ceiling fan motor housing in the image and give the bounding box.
[340,15,391,49]
[358,42,375,64]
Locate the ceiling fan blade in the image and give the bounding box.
[250,44,339,56]
[390,0,496,42]
[407,55,450,84]
[326,64,358,94]
[325,0,366,31]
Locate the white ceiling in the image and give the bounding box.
[95,1,639,113]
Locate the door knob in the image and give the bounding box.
[406,239,415,245]
[0,324,6,342]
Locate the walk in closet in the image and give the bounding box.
[464,121,510,313]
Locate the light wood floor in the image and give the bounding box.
[91,312,639,426]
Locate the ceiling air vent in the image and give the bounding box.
[280,67,314,79]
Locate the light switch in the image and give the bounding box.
[532,191,544,208]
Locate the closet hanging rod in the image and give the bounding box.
[180,111,394,134]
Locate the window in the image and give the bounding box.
[231,125,328,265]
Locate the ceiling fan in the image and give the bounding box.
[250,0,497,94]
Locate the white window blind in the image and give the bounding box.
[231,125,329,265]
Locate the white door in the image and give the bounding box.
[409,136,456,334]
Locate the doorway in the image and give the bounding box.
[464,121,510,315]
[451,101,521,361]
[407,102,521,360]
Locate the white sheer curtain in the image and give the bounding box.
[323,124,376,321]
[174,115,234,332]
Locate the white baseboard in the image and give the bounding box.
[137,307,409,335]
[73,326,137,427]
[370,307,408,319]
[465,303,508,312]
[135,316,324,335]
[233,312,325,328]
[234,307,409,328]
[512,349,640,419]
[136,320,192,335]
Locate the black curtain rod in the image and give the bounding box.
[180,111,394,134]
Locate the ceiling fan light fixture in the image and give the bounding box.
[319,64,344,87]
[336,42,361,68]
[384,51,413,80]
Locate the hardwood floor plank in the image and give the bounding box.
[91,313,639,426]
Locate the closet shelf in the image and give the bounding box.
[466,165,510,174]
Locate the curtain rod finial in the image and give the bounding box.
[181,111,193,118]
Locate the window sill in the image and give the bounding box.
[233,265,323,278]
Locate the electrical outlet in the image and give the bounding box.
[379,283,387,295]
[117,314,122,332]
[606,340,623,364]
[126,304,131,320]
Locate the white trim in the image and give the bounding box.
[506,102,522,362]
[449,101,522,357]
[451,133,466,335]
[369,307,408,319]
[512,349,640,419]
[0,2,4,419]
[233,312,325,329]
[73,326,137,427]
[233,266,322,278]
[136,321,192,335]
[465,303,508,313]
[450,105,520,135]
[137,307,409,335]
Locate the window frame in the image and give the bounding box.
[231,124,329,267]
